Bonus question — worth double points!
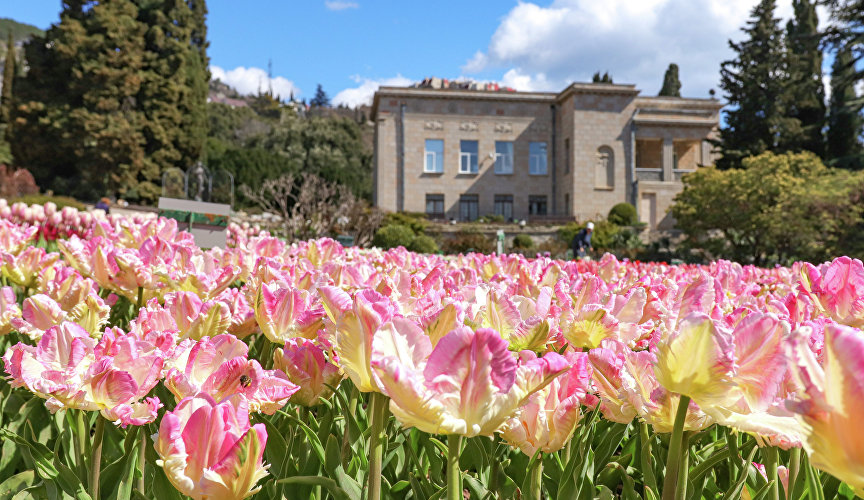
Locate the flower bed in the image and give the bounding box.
[0,202,861,500]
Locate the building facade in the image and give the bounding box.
[371,82,721,229]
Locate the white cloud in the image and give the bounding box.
[332,75,413,107]
[325,1,359,11]
[464,0,828,99]
[210,65,299,100]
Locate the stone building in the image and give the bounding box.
[370,82,721,229]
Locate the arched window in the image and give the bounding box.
[595,146,614,188]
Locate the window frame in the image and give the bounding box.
[424,139,444,174]
[528,195,548,216]
[529,142,548,175]
[459,140,479,174]
[425,193,445,219]
[494,194,514,219]
[494,141,514,175]
[459,194,479,221]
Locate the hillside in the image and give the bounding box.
[0,17,44,45]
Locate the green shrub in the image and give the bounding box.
[477,214,507,224]
[512,233,534,249]
[441,229,495,255]
[372,224,415,249]
[408,234,439,254]
[383,212,428,235]
[10,194,86,211]
[608,202,638,226]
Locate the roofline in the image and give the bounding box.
[371,83,724,119]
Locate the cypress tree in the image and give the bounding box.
[827,46,864,169]
[785,0,825,157]
[717,0,792,168]
[2,31,14,133]
[658,63,682,97]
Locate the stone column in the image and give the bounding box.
[662,137,674,182]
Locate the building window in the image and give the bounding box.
[528,195,547,216]
[494,141,514,174]
[424,139,444,173]
[595,146,614,188]
[564,138,570,174]
[494,195,513,219]
[426,194,444,219]
[530,142,548,175]
[459,194,479,221]
[459,140,479,174]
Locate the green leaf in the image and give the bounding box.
[0,471,35,500]
[0,428,91,500]
[276,476,352,500]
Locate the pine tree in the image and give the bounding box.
[12,0,149,200]
[592,72,613,83]
[12,0,210,203]
[717,0,793,168]
[658,63,682,97]
[311,84,330,107]
[827,46,864,169]
[785,0,825,157]
[2,31,15,131]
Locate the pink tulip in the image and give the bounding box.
[215,288,258,338]
[165,334,298,414]
[787,324,864,495]
[153,394,269,500]
[254,282,325,343]
[800,257,864,328]
[1,246,60,288]
[501,351,597,455]
[0,286,21,335]
[3,322,163,426]
[273,338,342,406]
[163,292,231,340]
[371,319,569,437]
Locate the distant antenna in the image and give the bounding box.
[268,58,273,97]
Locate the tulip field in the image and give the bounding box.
[0,200,862,500]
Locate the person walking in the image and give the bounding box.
[572,222,594,260]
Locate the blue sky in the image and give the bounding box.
[2,0,831,106]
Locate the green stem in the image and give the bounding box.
[675,432,690,500]
[529,455,543,500]
[89,416,105,500]
[562,439,572,465]
[764,446,780,500]
[787,447,801,500]
[138,430,147,495]
[661,395,690,500]
[74,410,89,489]
[341,386,359,467]
[640,421,658,496]
[367,392,389,500]
[136,286,144,310]
[447,434,463,500]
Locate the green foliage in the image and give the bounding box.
[372,224,415,250]
[607,202,638,226]
[477,214,507,224]
[205,143,297,207]
[248,113,372,200]
[785,0,826,157]
[592,72,613,83]
[382,212,428,235]
[658,63,681,97]
[717,0,796,169]
[10,1,209,203]
[672,151,864,265]
[8,194,85,210]
[1,31,13,129]
[512,233,534,249]
[827,45,863,169]
[441,229,495,255]
[558,220,643,258]
[0,18,44,42]
[407,234,439,254]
